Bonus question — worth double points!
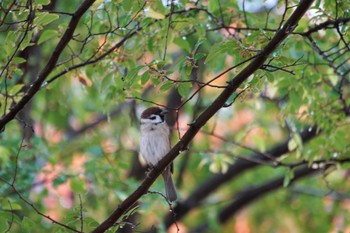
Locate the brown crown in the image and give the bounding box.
[141,107,164,119]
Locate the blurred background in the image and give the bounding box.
[1,0,350,232]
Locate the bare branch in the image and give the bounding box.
[79,194,84,232]
[163,0,175,60]
[0,0,33,80]
[164,126,318,228]
[191,165,324,232]
[0,177,81,232]
[301,16,350,36]
[0,0,97,131]
[92,2,315,231]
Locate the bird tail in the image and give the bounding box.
[162,167,177,202]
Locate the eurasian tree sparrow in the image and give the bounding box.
[140,107,177,202]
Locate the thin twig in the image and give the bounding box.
[0,0,33,79]
[11,134,26,185]
[0,177,81,232]
[4,200,14,233]
[79,194,84,232]
[163,0,175,61]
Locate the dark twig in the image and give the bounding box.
[178,54,258,109]
[92,2,315,231]
[11,135,25,185]
[190,165,324,233]
[46,29,139,86]
[301,16,350,36]
[4,200,14,233]
[217,164,332,224]
[163,0,175,61]
[164,126,318,228]
[0,0,97,132]
[242,0,249,28]
[0,0,33,79]
[79,194,84,232]
[0,177,81,232]
[147,190,178,228]
[0,0,17,27]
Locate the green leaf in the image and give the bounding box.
[34,13,59,27]
[204,40,238,64]
[124,66,143,88]
[84,217,99,229]
[38,29,58,44]
[36,0,50,5]
[283,168,294,187]
[186,65,193,76]
[289,89,303,109]
[174,38,191,53]
[0,218,9,232]
[208,0,219,13]
[177,82,192,98]
[70,177,86,193]
[12,57,27,64]
[7,84,24,95]
[53,175,67,187]
[0,146,11,166]
[196,25,206,38]
[160,82,173,91]
[156,61,166,70]
[1,199,22,210]
[140,71,150,85]
[194,38,206,52]
[252,134,266,152]
[265,71,274,82]
[194,53,206,60]
[22,217,35,229]
[100,72,115,93]
[333,129,348,151]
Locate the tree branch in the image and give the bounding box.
[92,1,315,232]
[190,165,323,232]
[301,16,350,36]
[164,126,317,227]
[0,0,97,132]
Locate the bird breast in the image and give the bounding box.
[140,123,170,166]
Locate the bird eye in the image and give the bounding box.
[149,116,156,120]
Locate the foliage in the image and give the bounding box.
[0,0,350,232]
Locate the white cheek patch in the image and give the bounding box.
[140,115,164,125]
[152,115,163,124]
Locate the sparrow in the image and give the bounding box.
[140,107,177,202]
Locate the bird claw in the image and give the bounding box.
[146,166,153,178]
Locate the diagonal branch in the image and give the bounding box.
[164,126,317,227]
[301,16,350,36]
[190,165,323,232]
[91,0,315,232]
[217,165,320,224]
[0,0,97,132]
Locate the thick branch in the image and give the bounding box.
[164,126,317,227]
[190,165,321,233]
[218,166,319,223]
[92,1,315,232]
[0,0,96,131]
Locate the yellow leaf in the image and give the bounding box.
[146,8,165,19]
[77,74,93,87]
[288,138,297,151]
